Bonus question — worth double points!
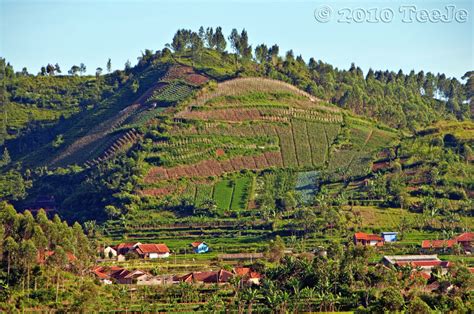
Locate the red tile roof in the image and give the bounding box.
[190,241,203,248]
[37,250,76,264]
[396,260,451,268]
[354,232,383,241]
[92,266,110,279]
[421,239,456,249]
[136,243,170,254]
[234,267,261,279]
[116,242,139,250]
[176,269,234,283]
[455,232,473,242]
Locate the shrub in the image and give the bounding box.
[407,297,431,314]
[378,287,404,312]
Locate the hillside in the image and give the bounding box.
[0,27,473,313]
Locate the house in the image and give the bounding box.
[110,269,157,285]
[37,250,77,266]
[92,266,169,285]
[233,267,262,286]
[104,246,118,258]
[455,232,473,252]
[115,242,141,255]
[421,239,456,252]
[381,255,452,274]
[381,232,398,242]
[135,243,170,259]
[353,232,384,246]
[117,254,126,262]
[190,241,209,254]
[92,266,115,285]
[421,232,473,253]
[176,269,234,284]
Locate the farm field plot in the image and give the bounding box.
[305,121,330,166]
[365,128,398,149]
[327,149,353,171]
[213,180,234,211]
[230,176,252,211]
[276,125,298,167]
[192,77,319,106]
[291,120,313,168]
[146,134,277,167]
[147,81,195,106]
[295,171,319,204]
[349,124,373,148]
[144,151,283,183]
[347,206,418,229]
[195,184,214,206]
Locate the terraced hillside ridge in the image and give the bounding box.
[50,65,208,167]
[141,77,397,195]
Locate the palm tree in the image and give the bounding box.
[265,288,281,313]
[242,288,259,314]
[300,287,316,312]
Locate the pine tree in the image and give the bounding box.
[0,147,10,166]
[106,58,112,73]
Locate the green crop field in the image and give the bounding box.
[212,179,234,210]
[276,125,298,167]
[230,175,252,211]
[194,183,214,206]
[292,119,313,168]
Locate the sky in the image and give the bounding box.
[1,0,472,79]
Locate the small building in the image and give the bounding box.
[381,232,398,242]
[116,242,141,255]
[190,241,209,254]
[37,250,77,266]
[421,232,473,253]
[381,255,452,274]
[104,246,118,258]
[234,267,262,286]
[92,266,114,285]
[135,243,170,259]
[92,266,169,285]
[176,269,234,284]
[421,239,456,252]
[117,254,126,262]
[455,232,473,252]
[353,232,384,246]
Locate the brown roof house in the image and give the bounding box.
[135,243,170,259]
[354,232,384,247]
[422,232,473,253]
[92,266,167,285]
[234,267,262,286]
[382,255,452,275]
[176,269,234,284]
[116,242,141,255]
